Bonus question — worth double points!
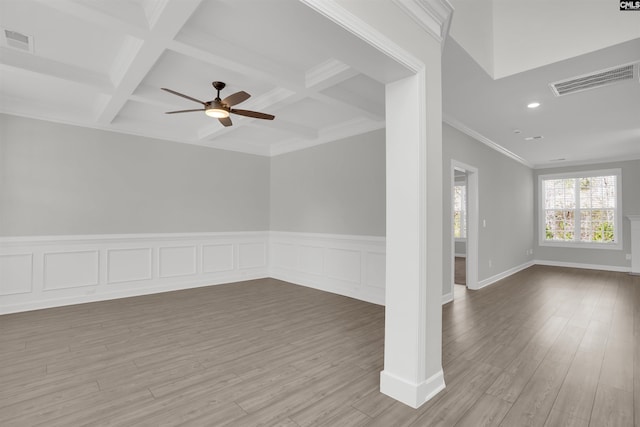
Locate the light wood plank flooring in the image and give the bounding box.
[1,266,638,426]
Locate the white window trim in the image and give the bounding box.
[538,168,622,250]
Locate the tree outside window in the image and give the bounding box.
[454,184,466,239]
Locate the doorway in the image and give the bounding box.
[450,160,478,298]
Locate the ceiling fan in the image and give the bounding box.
[161,81,275,127]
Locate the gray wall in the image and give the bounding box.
[442,123,535,292]
[0,114,270,236]
[533,160,640,268]
[270,130,385,236]
[9,112,630,286]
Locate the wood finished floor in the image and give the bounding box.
[1,266,638,426]
[455,257,466,285]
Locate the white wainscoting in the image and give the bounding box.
[0,232,269,314]
[269,231,386,305]
[7,231,593,315]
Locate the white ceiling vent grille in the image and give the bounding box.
[549,63,637,97]
[2,29,34,53]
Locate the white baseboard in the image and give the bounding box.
[442,292,453,304]
[380,368,445,408]
[269,231,385,305]
[0,232,269,315]
[533,259,631,273]
[476,260,535,290]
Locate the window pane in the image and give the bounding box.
[542,171,618,246]
[579,175,616,209]
[581,209,615,243]
[545,209,575,241]
[454,185,466,238]
[545,178,575,209]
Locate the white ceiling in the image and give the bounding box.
[443,37,640,168]
[449,0,640,80]
[1,0,639,168]
[0,0,409,156]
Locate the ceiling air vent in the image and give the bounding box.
[2,29,34,53]
[549,63,637,97]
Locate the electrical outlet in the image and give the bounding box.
[626,253,632,260]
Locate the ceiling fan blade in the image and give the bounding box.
[161,88,207,106]
[165,109,205,114]
[231,109,275,120]
[219,117,233,127]
[222,91,251,107]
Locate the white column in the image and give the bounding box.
[627,215,640,275]
[380,70,444,408]
[299,0,450,410]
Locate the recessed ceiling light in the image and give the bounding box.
[524,136,544,141]
[513,129,522,134]
[550,158,566,162]
[527,102,541,109]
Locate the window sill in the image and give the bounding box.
[539,241,622,250]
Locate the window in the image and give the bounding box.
[453,184,467,239]
[539,169,622,249]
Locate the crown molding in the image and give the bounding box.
[392,0,454,50]
[443,114,533,169]
[270,117,385,157]
[301,0,423,73]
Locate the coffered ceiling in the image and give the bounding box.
[0,0,409,156]
[1,0,639,168]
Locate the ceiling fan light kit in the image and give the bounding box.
[205,106,230,118]
[161,81,274,127]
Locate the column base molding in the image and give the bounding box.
[380,368,445,408]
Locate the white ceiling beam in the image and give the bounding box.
[304,59,383,121]
[170,30,305,90]
[139,27,383,141]
[129,84,181,109]
[0,48,113,92]
[318,86,384,119]
[95,0,203,125]
[108,116,200,143]
[310,92,384,121]
[269,117,385,157]
[0,93,94,123]
[33,0,148,39]
[249,119,318,140]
